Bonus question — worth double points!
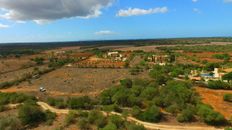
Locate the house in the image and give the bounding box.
[106,51,128,61]
[190,68,225,82]
[147,55,173,66]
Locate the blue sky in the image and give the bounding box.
[0,0,232,43]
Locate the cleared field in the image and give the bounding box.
[195,87,232,119]
[15,68,149,96]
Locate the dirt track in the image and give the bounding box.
[37,102,223,130]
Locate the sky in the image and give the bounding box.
[0,0,232,43]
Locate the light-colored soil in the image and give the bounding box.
[195,87,232,119]
[3,68,149,97]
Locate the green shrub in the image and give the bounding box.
[67,96,93,110]
[45,110,56,125]
[0,105,5,112]
[126,123,146,130]
[18,103,46,126]
[100,122,117,130]
[120,78,133,88]
[197,103,226,125]
[0,92,36,105]
[109,115,125,129]
[224,94,232,102]
[208,81,231,90]
[177,108,195,122]
[64,111,77,126]
[138,105,162,123]
[0,116,22,130]
[77,118,90,130]
[88,110,107,128]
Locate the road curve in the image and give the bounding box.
[37,102,223,130]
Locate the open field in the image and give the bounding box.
[116,42,232,52]
[5,67,149,97]
[195,87,232,119]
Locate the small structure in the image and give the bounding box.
[106,51,128,61]
[190,68,225,82]
[147,55,173,66]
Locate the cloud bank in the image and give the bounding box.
[0,0,113,24]
[0,23,9,28]
[117,7,168,17]
[95,30,115,35]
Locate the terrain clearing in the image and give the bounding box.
[8,68,149,96]
[195,87,232,119]
[116,42,232,52]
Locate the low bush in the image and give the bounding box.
[224,94,232,102]
[0,116,22,130]
[177,108,195,122]
[207,81,231,90]
[0,92,36,105]
[18,103,46,126]
[137,105,162,123]
[197,103,226,125]
[67,96,93,110]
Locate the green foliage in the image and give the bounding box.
[0,92,36,105]
[204,63,220,71]
[45,110,56,125]
[177,108,195,122]
[18,103,46,126]
[0,105,5,112]
[77,118,90,130]
[140,87,159,100]
[67,96,93,110]
[88,110,107,128]
[160,81,197,111]
[126,123,146,130]
[197,103,226,125]
[120,78,133,88]
[100,122,117,130]
[137,105,162,123]
[223,72,232,82]
[64,111,77,126]
[0,115,22,130]
[212,53,230,61]
[223,94,232,102]
[207,80,232,90]
[32,57,45,65]
[47,97,67,109]
[108,115,125,129]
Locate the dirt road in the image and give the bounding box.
[37,102,223,130]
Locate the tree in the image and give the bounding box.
[18,103,46,126]
[120,79,132,88]
[32,57,45,65]
[177,108,195,122]
[197,104,226,125]
[100,122,117,130]
[67,96,93,109]
[222,72,232,83]
[138,105,162,123]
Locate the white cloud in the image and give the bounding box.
[192,0,198,3]
[117,7,168,17]
[95,30,115,35]
[0,0,113,24]
[0,23,9,28]
[193,8,201,13]
[224,0,232,3]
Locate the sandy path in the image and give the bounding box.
[37,102,223,130]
